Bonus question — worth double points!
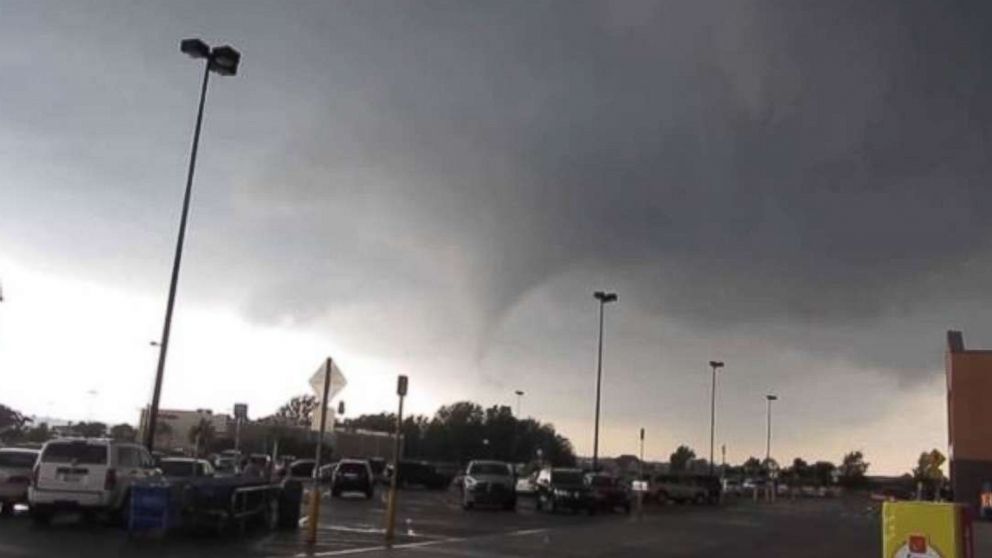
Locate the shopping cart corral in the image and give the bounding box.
[129,476,303,535]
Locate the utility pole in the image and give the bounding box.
[592,290,617,472]
[765,394,778,464]
[306,358,333,546]
[385,375,408,545]
[707,361,724,475]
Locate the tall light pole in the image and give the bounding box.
[514,390,524,417]
[592,290,618,472]
[144,39,241,452]
[765,394,778,463]
[707,361,724,474]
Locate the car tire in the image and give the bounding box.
[30,506,53,526]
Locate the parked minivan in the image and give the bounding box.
[28,438,158,525]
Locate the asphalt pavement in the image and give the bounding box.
[1,487,982,557]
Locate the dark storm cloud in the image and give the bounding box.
[212,1,992,378]
[4,0,992,388]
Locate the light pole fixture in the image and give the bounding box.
[707,360,724,474]
[592,290,618,472]
[514,390,524,417]
[144,38,241,452]
[765,394,778,464]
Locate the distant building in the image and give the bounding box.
[945,330,992,510]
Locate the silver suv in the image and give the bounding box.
[462,460,516,511]
[29,438,158,525]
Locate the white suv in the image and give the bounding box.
[29,438,158,525]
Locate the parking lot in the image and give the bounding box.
[0,487,901,558]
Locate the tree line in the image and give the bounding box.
[272,396,577,466]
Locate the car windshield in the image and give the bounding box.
[469,463,510,476]
[0,451,37,468]
[41,443,107,465]
[338,462,367,475]
[551,471,584,484]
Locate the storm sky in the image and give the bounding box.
[3,0,991,473]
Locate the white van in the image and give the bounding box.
[28,438,157,525]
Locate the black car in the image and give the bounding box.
[535,467,594,514]
[332,459,374,498]
[586,473,632,513]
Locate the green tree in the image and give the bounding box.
[788,457,810,483]
[70,421,108,438]
[274,395,320,427]
[24,422,51,443]
[669,445,696,472]
[838,451,869,488]
[0,403,30,442]
[742,456,763,477]
[811,461,836,486]
[109,423,137,442]
[912,449,946,498]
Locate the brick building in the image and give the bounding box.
[945,330,992,509]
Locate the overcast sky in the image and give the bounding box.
[3,1,991,474]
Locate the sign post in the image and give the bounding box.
[233,403,247,453]
[306,357,345,546]
[385,375,408,545]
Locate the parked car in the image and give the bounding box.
[722,478,742,496]
[158,457,214,478]
[390,460,451,490]
[515,471,538,495]
[586,473,631,513]
[0,448,39,515]
[461,460,516,511]
[332,459,374,498]
[368,457,387,484]
[284,459,318,480]
[28,438,158,525]
[213,456,241,476]
[534,467,594,514]
[649,474,717,504]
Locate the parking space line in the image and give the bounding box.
[285,527,551,557]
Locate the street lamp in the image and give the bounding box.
[144,38,241,452]
[707,361,724,474]
[514,390,524,417]
[592,290,618,472]
[765,394,778,463]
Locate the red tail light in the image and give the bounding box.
[104,468,117,491]
[31,464,40,487]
